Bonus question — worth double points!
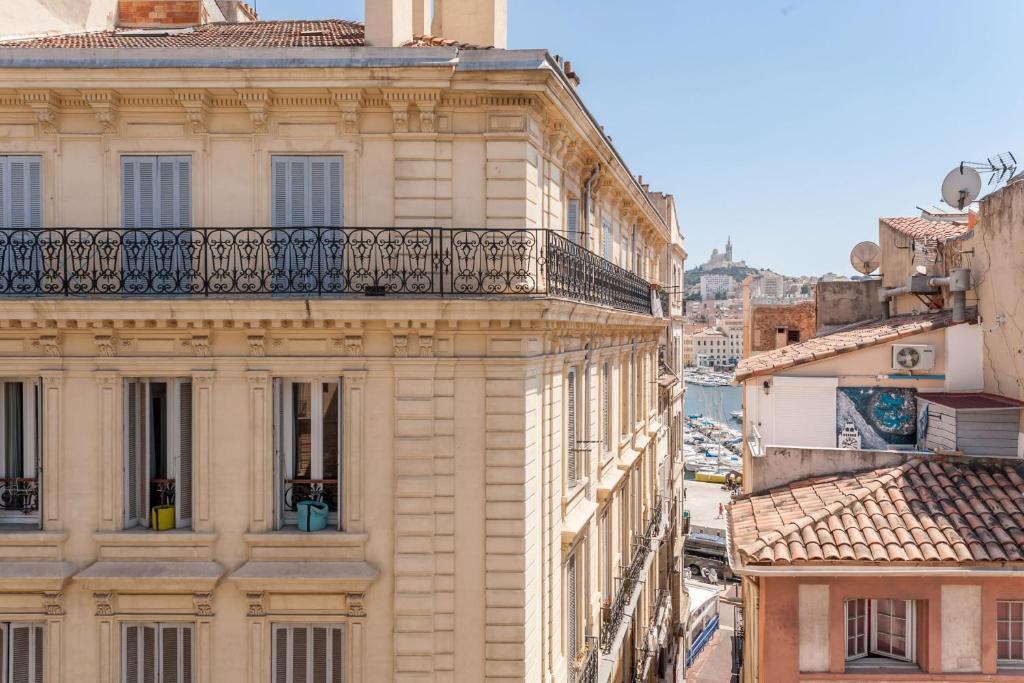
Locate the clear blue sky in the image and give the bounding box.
[252,0,1024,276]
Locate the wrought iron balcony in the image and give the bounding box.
[573,636,599,683]
[0,227,664,316]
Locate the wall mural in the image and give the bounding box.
[836,387,918,449]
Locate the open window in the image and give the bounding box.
[273,379,343,530]
[122,623,194,683]
[0,380,40,527]
[271,624,345,683]
[845,599,916,667]
[123,379,193,530]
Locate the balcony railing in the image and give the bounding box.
[0,477,39,514]
[0,227,663,316]
[572,636,599,683]
[601,496,666,654]
[284,479,339,512]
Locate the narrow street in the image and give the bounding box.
[683,583,738,683]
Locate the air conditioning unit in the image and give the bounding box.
[891,344,935,371]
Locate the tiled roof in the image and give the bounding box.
[733,310,962,382]
[918,392,1024,410]
[729,457,1024,568]
[881,216,971,243]
[0,21,492,50]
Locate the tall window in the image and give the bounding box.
[998,601,1024,664]
[122,623,193,683]
[565,368,578,489]
[123,379,193,530]
[619,358,629,439]
[0,380,40,526]
[274,379,343,529]
[601,363,611,455]
[602,512,613,601]
[601,217,612,261]
[566,199,580,245]
[566,550,580,680]
[271,156,344,291]
[845,599,915,664]
[0,156,43,293]
[0,622,44,683]
[121,156,192,293]
[272,624,346,683]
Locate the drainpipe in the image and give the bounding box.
[581,164,601,246]
[878,284,910,319]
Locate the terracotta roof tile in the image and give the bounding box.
[734,310,967,382]
[729,457,1024,568]
[0,21,493,50]
[881,216,971,243]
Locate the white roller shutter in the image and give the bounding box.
[771,376,839,448]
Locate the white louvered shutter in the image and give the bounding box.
[157,158,191,229]
[0,623,5,683]
[10,624,43,683]
[272,378,284,529]
[566,554,578,680]
[142,625,156,683]
[308,158,343,228]
[176,381,193,528]
[567,199,579,244]
[272,625,288,683]
[272,625,344,683]
[2,157,42,229]
[331,626,345,683]
[566,369,577,486]
[159,624,193,683]
[602,364,611,448]
[122,157,158,229]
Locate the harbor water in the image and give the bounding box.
[684,383,742,425]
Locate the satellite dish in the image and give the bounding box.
[850,241,881,275]
[942,166,982,210]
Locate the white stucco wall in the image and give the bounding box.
[0,0,117,39]
[944,324,984,392]
[941,584,981,672]
[798,584,830,673]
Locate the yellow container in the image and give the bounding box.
[150,505,175,530]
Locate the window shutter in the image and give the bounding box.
[177,381,193,528]
[181,625,193,683]
[161,624,179,683]
[10,624,43,683]
[312,626,328,683]
[331,626,345,683]
[0,159,5,228]
[567,199,579,244]
[289,159,307,228]
[566,369,577,486]
[292,625,309,683]
[272,626,288,683]
[157,157,192,229]
[272,158,289,228]
[141,625,157,683]
[602,364,611,448]
[3,157,42,229]
[310,160,326,227]
[122,157,158,229]
[327,158,343,227]
[125,381,141,527]
[272,378,284,529]
[567,554,578,678]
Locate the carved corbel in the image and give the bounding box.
[247,334,266,357]
[418,335,434,356]
[81,90,120,134]
[189,334,211,357]
[193,592,214,617]
[42,592,64,616]
[19,90,58,134]
[346,592,366,617]
[245,592,266,617]
[174,89,211,134]
[393,335,408,357]
[94,591,115,616]
[236,88,269,133]
[331,89,362,135]
[94,334,116,357]
[390,103,409,133]
[31,334,60,357]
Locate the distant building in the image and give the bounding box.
[700,273,736,300]
[690,328,730,367]
[699,235,747,271]
[751,270,785,299]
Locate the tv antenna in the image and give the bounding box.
[941,152,1017,209]
[849,241,881,276]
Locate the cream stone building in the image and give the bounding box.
[0,1,684,682]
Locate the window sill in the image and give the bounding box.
[93,530,218,561]
[0,530,67,562]
[244,530,369,562]
[563,478,589,508]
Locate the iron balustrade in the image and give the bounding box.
[573,636,599,683]
[0,477,38,514]
[601,496,666,654]
[0,227,664,315]
[150,478,176,507]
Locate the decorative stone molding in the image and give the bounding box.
[119,338,137,354]
[94,334,116,357]
[345,335,363,356]
[245,592,266,617]
[419,109,436,133]
[193,592,214,617]
[347,592,366,618]
[94,592,114,616]
[391,104,409,133]
[174,89,211,134]
[31,335,60,357]
[392,335,408,357]
[19,90,58,134]
[81,89,120,134]
[247,335,266,357]
[189,334,211,357]
[418,335,434,356]
[42,592,64,616]
[237,88,269,133]
[331,89,362,135]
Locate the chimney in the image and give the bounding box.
[433,0,507,48]
[364,0,413,47]
[118,0,204,28]
[411,0,431,36]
